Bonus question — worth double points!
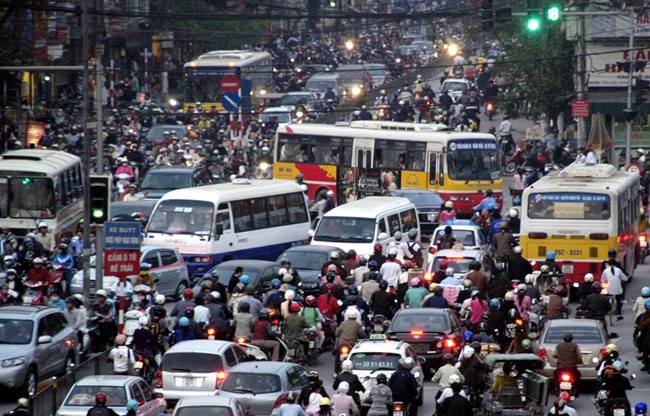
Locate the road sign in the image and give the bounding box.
[572,99,589,118]
[221,92,241,112]
[104,221,141,250]
[104,249,140,276]
[220,74,240,93]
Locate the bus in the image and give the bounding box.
[272,120,503,217]
[144,179,310,277]
[183,50,273,112]
[520,163,640,285]
[0,149,84,240]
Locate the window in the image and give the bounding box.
[45,314,65,336]
[161,353,223,373]
[231,200,252,232]
[220,373,281,394]
[0,319,34,344]
[137,381,154,402]
[286,192,308,223]
[277,135,352,165]
[446,140,501,181]
[147,200,214,235]
[405,142,426,170]
[130,384,145,404]
[160,250,178,266]
[224,348,237,367]
[387,214,400,236]
[9,177,55,218]
[143,252,160,268]
[429,153,437,185]
[250,198,269,229]
[37,318,48,337]
[233,345,248,363]
[314,217,376,243]
[216,210,231,234]
[286,366,308,388]
[378,218,387,235]
[375,140,407,169]
[400,209,418,233]
[268,195,288,227]
[527,193,610,220]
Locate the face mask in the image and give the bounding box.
[7,275,14,280]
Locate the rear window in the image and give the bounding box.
[430,256,476,274]
[391,313,451,333]
[350,352,401,371]
[544,326,604,344]
[162,353,223,373]
[64,386,127,407]
[433,230,476,247]
[175,406,233,416]
[220,373,281,394]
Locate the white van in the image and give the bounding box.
[305,73,342,97]
[310,197,420,257]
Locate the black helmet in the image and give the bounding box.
[507,308,519,319]
[379,280,388,290]
[376,373,388,385]
[308,371,319,382]
[592,282,602,293]
[184,307,194,318]
[326,271,336,283]
[470,261,481,271]
[259,308,270,319]
[478,322,489,332]
[348,284,359,295]
[608,248,617,257]
[563,332,573,342]
[481,311,490,322]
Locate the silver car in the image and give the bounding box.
[217,362,310,416]
[56,375,166,416]
[0,305,78,396]
[172,396,246,416]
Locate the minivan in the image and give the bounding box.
[305,73,342,97]
[310,197,420,257]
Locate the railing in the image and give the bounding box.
[29,350,113,416]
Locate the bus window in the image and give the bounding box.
[387,214,400,236]
[0,178,7,217]
[339,139,353,166]
[9,178,55,218]
[250,198,269,229]
[375,140,406,169]
[429,154,437,185]
[232,200,252,232]
[405,142,426,170]
[286,192,308,223]
[278,135,309,162]
[216,210,232,235]
[400,209,417,233]
[268,195,289,226]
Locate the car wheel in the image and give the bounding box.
[416,386,423,406]
[62,352,75,375]
[175,281,188,301]
[22,368,37,397]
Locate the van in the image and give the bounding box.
[305,73,342,97]
[310,197,420,257]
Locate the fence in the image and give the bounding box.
[29,350,113,416]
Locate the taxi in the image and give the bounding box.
[428,219,487,254]
[348,334,425,407]
[427,246,491,280]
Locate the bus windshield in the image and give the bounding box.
[314,217,376,243]
[447,140,500,181]
[5,177,55,218]
[147,200,215,235]
[527,192,611,220]
[185,76,223,103]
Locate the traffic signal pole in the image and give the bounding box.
[625,7,635,167]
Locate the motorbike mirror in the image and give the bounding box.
[377,232,388,241]
[631,373,637,380]
[608,332,619,340]
[417,356,426,365]
[154,393,163,399]
[216,224,224,236]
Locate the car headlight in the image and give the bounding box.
[2,357,26,368]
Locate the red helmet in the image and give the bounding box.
[290,302,301,312]
[440,260,449,269]
[553,285,566,296]
[325,283,335,292]
[95,392,107,405]
[183,289,194,299]
[374,243,382,252]
[305,295,316,306]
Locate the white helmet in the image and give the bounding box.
[584,273,594,283]
[155,294,166,305]
[285,290,295,300]
[463,346,475,359]
[37,221,48,229]
[210,291,221,299]
[449,374,461,384]
[513,246,523,254]
[342,360,353,372]
[337,381,350,394]
[346,309,358,319]
[138,316,149,327]
[524,274,535,284]
[326,190,334,198]
[95,289,107,298]
[283,273,293,283]
[509,208,518,218]
[445,267,455,276]
[278,268,288,276]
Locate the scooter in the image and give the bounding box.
[123,309,144,346]
[234,336,286,361]
[556,370,576,400]
[504,147,525,175]
[486,101,495,120]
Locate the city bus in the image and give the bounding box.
[272,120,503,217]
[183,50,273,112]
[144,179,310,277]
[520,163,640,286]
[0,149,84,240]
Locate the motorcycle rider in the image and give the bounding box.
[370,280,398,318]
[331,382,359,416]
[171,317,196,344]
[379,249,402,290]
[367,373,392,416]
[299,371,330,408]
[90,290,116,349]
[284,302,310,356]
[333,360,365,407]
[580,282,612,325]
[334,310,365,373]
[322,251,347,277]
[466,261,488,295]
[133,263,156,293]
[601,263,628,320]
[472,189,496,215]
[170,289,196,325]
[540,251,562,274]
[422,284,450,309]
[552,332,583,393]
[493,222,515,262]
[577,273,595,304]
[132,315,158,372]
[86,392,119,416]
[109,334,135,375]
[34,222,55,254]
[65,296,85,351]
[251,308,281,361]
[25,257,48,285]
[390,357,419,416]
[600,360,633,416]
[509,246,532,282]
[635,300,650,369]
[6,398,30,416]
[52,243,75,295]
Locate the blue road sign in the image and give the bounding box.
[104,221,141,250]
[221,92,241,112]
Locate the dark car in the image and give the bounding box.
[276,245,345,297]
[385,308,463,373]
[145,125,187,142]
[192,260,281,298]
[140,165,213,200]
[383,189,444,236]
[110,200,156,223]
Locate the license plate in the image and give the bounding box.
[562,264,573,274]
[309,340,316,348]
[184,377,194,387]
[412,344,428,353]
[613,408,626,416]
[394,411,403,416]
[134,362,144,369]
[559,382,572,390]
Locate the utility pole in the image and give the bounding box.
[81,0,92,303]
[625,6,635,167]
[576,0,587,148]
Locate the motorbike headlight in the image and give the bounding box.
[259,162,269,171]
[2,356,26,368]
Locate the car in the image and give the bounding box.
[71,246,190,300]
[427,247,491,280]
[276,245,346,297]
[172,396,247,416]
[383,189,444,236]
[279,92,318,110]
[217,361,310,416]
[336,64,366,98]
[260,106,293,125]
[0,305,78,396]
[192,260,281,298]
[56,375,166,416]
[440,78,471,102]
[140,165,213,200]
[349,335,425,407]
[534,318,610,381]
[110,200,156,223]
[145,125,188,142]
[361,63,389,86]
[385,308,463,373]
[429,220,488,253]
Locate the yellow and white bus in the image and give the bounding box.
[520,163,640,285]
[0,149,84,240]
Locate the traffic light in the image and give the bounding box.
[526,0,541,31]
[89,175,111,224]
[481,0,493,31]
[547,5,561,21]
[637,79,650,106]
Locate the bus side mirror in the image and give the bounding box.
[216,224,224,236]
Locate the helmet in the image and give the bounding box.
[16,399,28,409]
[305,295,316,306]
[398,357,415,370]
[308,371,319,381]
[445,201,454,209]
[342,360,353,372]
[346,309,358,319]
[337,381,350,394]
[66,296,76,304]
[525,274,535,284]
[319,398,331,407]
[563,332,573,342]
[387,249,397,260]
[498,221,509,230]
[376,373,388,384]
[95,392,107,405]
[643,287,650,298]
[33,257,43,264]
[330,250,340,259]
[428,282,437,292]
[463,279,472,288]
[513,246,522,254]
[645,299,650,310]
[613,360,624,372]
[445,267,455,276]
[584,273,594,283]
[554,285,566,296]
[348,284,359,295]
[259,309,270,319]
[442,353,454,363]
[540,265,550,273]
[179,317,190,327]
[606,343,618,354]
[505,291,514,301]
[285,290,295,300]
[183,289,194,299]
[138,316,149,327]
[95,289,107,298]
[489,298,501,307]
[115,334,127,345]
[155,294,166,305]
[380,281,389,290]
[394,231,402,240]
[462,346,475,359]
[410,278,420,287]
[373,244,383,253]
[37,221,48,229]
[271,279,281,288]
[210,291,221,300]
[449,374,461,384]
[290,302,301,312]
[463,331,474,341]
[127,400,138,411]
[608,248,617,257]
[240,275,250,285]
[478,322,489,332]
[184,307,195,318]
[635,403,648,414]
[408,229,418,239]
[592,282,602,292]
[507,308,519,319]
[546,251,555,260]
[140,262,151,270]
[521,339,533,349]
[326,190,334,198]
[509,208,518,218]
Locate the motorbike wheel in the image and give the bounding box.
[488,112,493,121]
[504,161,517,175]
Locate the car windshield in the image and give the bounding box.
[220,373,281,394]
[280,250,328,270]
[64,386,127,407]
[544,326,604,344]
[141,172,193,190]
[175,406,233,416]
[442,81,468,91]
[314,217,375,243]
[350,352,402,371]
[527,193,611,220]
[110,203,155,219]
[392,191,443,207]
[429,256,476,274]
[447,140,501,181]
[0,319,33,344]
[201,266,259,286]
[162,353,223,373]
[306,80,336,91]
[147,199,214,235]
[146,127,185,142]
[280,95,311,106]
[261,112,291,124]
[433,230,476,247]
[391,313,451,333]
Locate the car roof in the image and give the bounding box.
[544,318,602,329]
[434,248,483,257]
[322,197,413,219]
[0,305,55,316]
[149,166,201,173]
[176,396,239,407]
[167,340,236,354]
[213,259,279,271]
[394,308,450,317]
[75,375,141,387]
[229,361,297,373]
[352,339,407,354]
[282,245,344,254]
[110,200,157,209]
[263,106,293,113]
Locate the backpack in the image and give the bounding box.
[173,328,196,343]
[407,242,423,267]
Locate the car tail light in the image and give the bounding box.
[274,393,288,408]
[538,348,547,360]
[65,339,75,346]
[207,327,217,337]
[641,234,648,243]
[215,371,226,388]
[340,345,350,355]
[600,348,607,357]
[153,371,163,388]
[411,330,423,336]
[437,338,456,349]
[560,372,573,382]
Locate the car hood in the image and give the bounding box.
[296,269,320,283]
[0,343,33,359]
[142,189,171,199]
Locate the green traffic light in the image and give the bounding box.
[527,17,540,31]
[547,6,560,21]
[22,178,31,185]
[92,208,104,219]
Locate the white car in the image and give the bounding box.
[427,247,491,280]
[429,219,488,254]
[348,335,425,407]
[440,78,471,102]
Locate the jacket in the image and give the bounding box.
[432,364,464,389]
[331,393,358,416]
[553,341,582,369]
[335,319,365,347]
[601,265,627,296]
[284,313,309,340]
[388,368,418,400]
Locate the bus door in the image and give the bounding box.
[353,138,374,169]
[428,152,439,190]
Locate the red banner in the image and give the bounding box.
[104,249,140,276]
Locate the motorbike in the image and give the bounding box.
[22,280,47,305]
[335,343,352,374]
[48,264,67,295]
[556,370,576,400]
[504,147,525,175]
[486,101,495,120]
[370,314,389,334]
[393,402,405,416]
[123,309,145,346]
[233,336,272,361]
[133,352,152,383]
[87,315,105,352]
[304,328,320,364]
[256,161,273,179]
[321,317,337,351]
